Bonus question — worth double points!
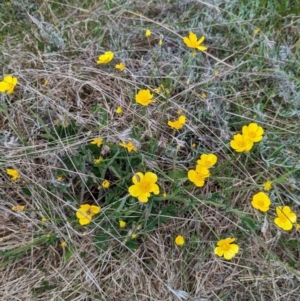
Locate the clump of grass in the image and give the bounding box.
[1,0,300,300]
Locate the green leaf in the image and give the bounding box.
[22,187,32,196]
[168,169,187,180]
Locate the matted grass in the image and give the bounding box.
[1,0,300,300]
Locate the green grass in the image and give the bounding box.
[1,0,300,300]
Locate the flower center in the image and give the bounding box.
[257,200,265,208]
[248,131,256,138]
[222,243,230,251]
[238,140,246,147]
[279,215,288,222]
[139,181,151,193]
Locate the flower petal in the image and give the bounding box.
[90,205,101,215]
[132,172,144,184]
[79,217,92,225]
[144,172,158,184]
[138,192,150,203]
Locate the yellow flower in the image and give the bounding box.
[251,192,271,212]
[254,28,260,35]
[183,32,207,51]
[90,137,103,147]
[162,193,167,198]
[175,235,185,246]
[192,143,196,148]
[242,123,264,143]
[135,89,154,106]
[158,39,163,46]
[44,79,49,86]
[131,233,137,239]
[115,63,125,71]
[12,205,25,212]
[201,92,207,99]
[128,172,160,203]
[230,133,254,152]
[94,156,103,164]
[188,166,210,187]
[214,237,239,260]
[97,51,114,64]
[7,168,20,181]
[119,141,137,152]
[274,206,297,231]
[263,180,272,191]
[0,75,18,94]
[60,241,67,248]
[115,106,123,114]
[41,217,47,222]
[76,204,101,226]
[197,154,218,169]
[145,29,152,37]
[57,176,63,181]
[119,220,126,228]
[102,180,110,188]
[168,115,186,130]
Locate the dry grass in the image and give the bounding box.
[1,0,300,300]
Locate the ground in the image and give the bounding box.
[1,0,300,300]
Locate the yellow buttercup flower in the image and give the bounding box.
[94,156,103,164]
[97,51,114,64]
[187,166,210,187]
[145,29,152,37]
[251,192,271,212]
[119,141,137,152]
[102,180,110,188]
[274,206,297,231]
[201,92,207,99]
[57,176,63,181]
[183,32,207,51]
[230,133,253,152]
[242,123,264,143]
[7,168,20,181]
[116,106,123,114]
[115,63,125,71]
[263,180,272,191]
[119,220,126,228]
[12,205,25,212]
[175,235,185,246]
[197,154,218,169]
[76,204,101,226]
[90,137,103,147]
[214,238,239,260]
[192,143,196,148]
[41,217,47,222]
[168,115,186,130]
[131,233,137,239]
[128,172,160,203]
[135,89,154,106]
[60,241,67,248]
[254,28,260,35]
[0,75,18,94]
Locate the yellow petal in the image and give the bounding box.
[144,172,158,184]
[198,36,205,44]
[90,205,101,215]
[79,217,92,225]
[132,172,144,184]
[128,184,141,197]
[138,192,150,203]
